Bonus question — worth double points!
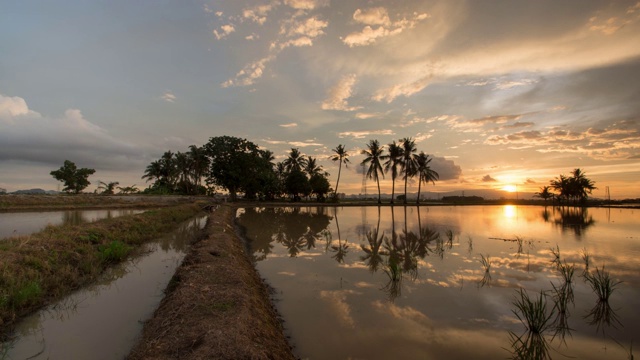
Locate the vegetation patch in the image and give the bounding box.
[0,202,203,337]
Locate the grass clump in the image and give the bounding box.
[507,288,554,359]
[583,264,621,302]
[0,203,203,336]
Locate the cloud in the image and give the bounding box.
[242,3,276,25]
[262,139,322,147]
[429,156,462,181]
[372,73,433,103]
[322,74,361,111]
[161,91,176,103]
[221,56,274,88]
[484,119,640,160]
[276,16,328,49]
[0,94,142,170]
[355,112,383,119]
[342,9,429,47]
[338,129,395,139]
[280,122,298,128]
[284,0,329,11]
[482,175,497,182]
[353,7,391,26]
[213,24,235,40]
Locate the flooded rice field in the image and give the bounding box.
[0,209,146,239]
[1,214,207,359]
[236,205,640,360]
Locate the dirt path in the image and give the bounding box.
[127,205,295,360]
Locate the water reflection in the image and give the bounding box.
[0,209,146,239]
[3,215,207,360]
[236,205,640,360]
[540,206,596,238]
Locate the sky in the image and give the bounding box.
[1,0,639,199]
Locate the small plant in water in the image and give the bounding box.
[99,240,131,264]
[550,245,561,269]
[478,254,492,287]
[581,248,591,276]
[583,264,621,302]
[507,288,554,360]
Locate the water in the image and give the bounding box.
[236,205,640,360]
[0,209,146,239]
[2,215,207,360]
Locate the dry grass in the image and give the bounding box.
[127,205,295,360]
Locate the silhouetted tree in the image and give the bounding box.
[50,160,96,194]
[329,144,350,197]
[400,137,418,204]
[384,141,402,203]
[361,140,385,204]
[415,152,439,203]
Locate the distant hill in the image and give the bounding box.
[10,189,60,195]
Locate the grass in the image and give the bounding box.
[478,254,492,287]
[507,288,555,360]
[583,264,621,302]
[0,202,203,337]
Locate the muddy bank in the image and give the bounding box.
[0,194,208,212]
[128,205,295,360]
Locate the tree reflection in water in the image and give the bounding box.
[540,206,596,238]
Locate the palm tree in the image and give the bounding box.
[304,156,322,177]
[188,145,209,195]
[534,186,554,204]
[361,140,385,204]
[329,144,350,197]
[98,181,119,195]
[142,160,163,184]
[283,148,307,173]
[384,141,403,204]
[550,174,571,203]
[571,168,596,203]
[175,151,192,194]
[400,137,418,204]
[415,152,439,204]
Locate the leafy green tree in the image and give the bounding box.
[204,136,274,200]
[361,139,385,204]
[50,160,96,194]
[329,144,350,197]
[400,137,418,204]
[415,152,439,204]
[98,181,119,195]
[384,141,402,203]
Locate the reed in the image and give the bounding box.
[507,288,554,359]
[583,264,621,302]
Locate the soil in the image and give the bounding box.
[127,205,295,360]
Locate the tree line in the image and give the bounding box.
[535,168,597,204]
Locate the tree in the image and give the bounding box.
[329,144,350,197]
[361,140,385,204]
[400,137,418,204]
[203,136,273,201]
[285,168,311,201]
[550,168,596,204]
[415,152,439,203]
[117,185,139,194]
[283,148,307,173]
[384,141,402,203]
[98,181,119,195]
[188,145,210,195]
[304,157,323,177]
[534,186,554,203]
[50,160,96,194]
[309,173,331,202]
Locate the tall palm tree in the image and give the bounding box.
[534,185,554,204]
[571,168,596,203]
[384,141,403,204]
[361,140,385,204]
[415,152,439,204]
[142,160,163,184]
[400,137,418,204]
[175,151,192,194]
[329,144,350,197]
[283,148,307,173]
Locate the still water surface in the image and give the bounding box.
[2,215,207,359]
[237,205,640,360]
[0,209,146,239]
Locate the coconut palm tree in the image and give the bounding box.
[384,141,403,204]
[415,152,439,204]
[534,186,554,204]
[329,144,350,197]
[571,168,596,203]
[400,137,418,204]
[305,156,323,177]
[142,160,163,184]
[188,145,209,195]
[283,148,307,173]
[361,140,386,204]
[98,181,119,195]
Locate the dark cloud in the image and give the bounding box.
[429,156,462,181]
[482,175,497,182]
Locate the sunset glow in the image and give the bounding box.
[1,1,639,198]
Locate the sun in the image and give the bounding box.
[502,185,517,193]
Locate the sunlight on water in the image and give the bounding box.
[237,205,640,360]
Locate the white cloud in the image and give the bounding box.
[353,7,391,26]
[0,93,40,122]
[372,73,433,103]
[242,3,276,25]
[338,129,394,139]
[284,0,329,11]
[343,26,389,47]
[161,91,176,103]
[221,56,274,88]
[280,122,298,128]
[214,24,235,40]
[322,74,361,111]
